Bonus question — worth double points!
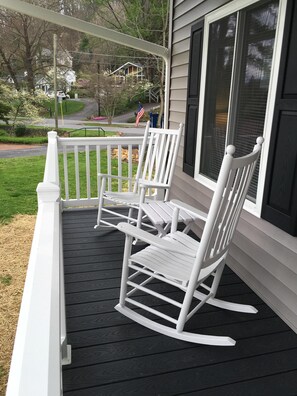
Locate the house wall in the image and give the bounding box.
[168,0,297,333]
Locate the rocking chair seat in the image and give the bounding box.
[130,231,218,283]
[103,191,142,206]
[103,191,154,206]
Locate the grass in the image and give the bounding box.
[68,129,116,137]
[0,126,118,143]
[0,150,137,223]
[0,130,116,143]
[0,136,48,144]
[0,155,46,222]
[44,99,85,117]
[85,122,137,127]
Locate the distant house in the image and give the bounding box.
[110,61,144,82]
[35,76,50,93]
[35,48,76,92]
[3,48,76,93]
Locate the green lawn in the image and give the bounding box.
[0,151,137,223]
[0,130,116,143]
[45,99,85,117]
[0,136,48,144]
[67,129,116,137]
[0,156,46,222]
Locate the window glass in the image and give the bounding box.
[200,0,279,200]
[200,14,237,180]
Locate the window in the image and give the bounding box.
[195,0,284,212]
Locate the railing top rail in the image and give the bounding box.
[57,136,145,146]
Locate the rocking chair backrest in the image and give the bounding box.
[197,137,264,270]
[133,121,183,200]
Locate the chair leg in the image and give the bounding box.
[118,234,133,307]
[128,207,135,224]
[95,177,106,229]
[136,205,143,229]
[210,262,225,296]
[176,283,197,333]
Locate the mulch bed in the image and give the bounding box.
[0,215,36,394]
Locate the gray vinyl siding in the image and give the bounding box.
[168,0,297,333]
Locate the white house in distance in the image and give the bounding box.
[35,48,76,93]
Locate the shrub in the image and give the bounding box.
[0,129,8,136]
[15,124,29,137]
[67,90,76,99]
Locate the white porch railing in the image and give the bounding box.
[6,131,145,395]
[58,135,144,209]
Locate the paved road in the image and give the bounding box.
[0,125,147,159]
[38,99,158,132]
[0,145,48,158]
[62,98,158,123]
[0,100,159,158]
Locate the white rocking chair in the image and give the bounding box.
[94,121,183,230]
[115,137,264,346]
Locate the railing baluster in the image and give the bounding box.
[63,146,69,201]
[128,144,132,191]
[107,145,112,191]
[74,145,80,200]
[86,145,91,199]
[96,146,101,197]
[118,144,122,192]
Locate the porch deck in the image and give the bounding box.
[62,209,297,395]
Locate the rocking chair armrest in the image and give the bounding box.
[98,173,133,181]
[117,222,197,257]
[171,199,208,222]
[138,180,170,189]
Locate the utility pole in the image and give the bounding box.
[53,34,58,129]
[96,61,100,116]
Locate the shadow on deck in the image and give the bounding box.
[62,209,297,395]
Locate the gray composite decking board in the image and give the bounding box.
[189,370,297,395]
[62,209,297,395]
[64,324,290,371]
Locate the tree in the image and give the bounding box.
[9,89,49,125]
[0,0,63,92]
[81,0,170,125]
[0,82,12,124]
[0,81,48,125]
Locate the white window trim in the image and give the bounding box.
[194,0,287,217]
